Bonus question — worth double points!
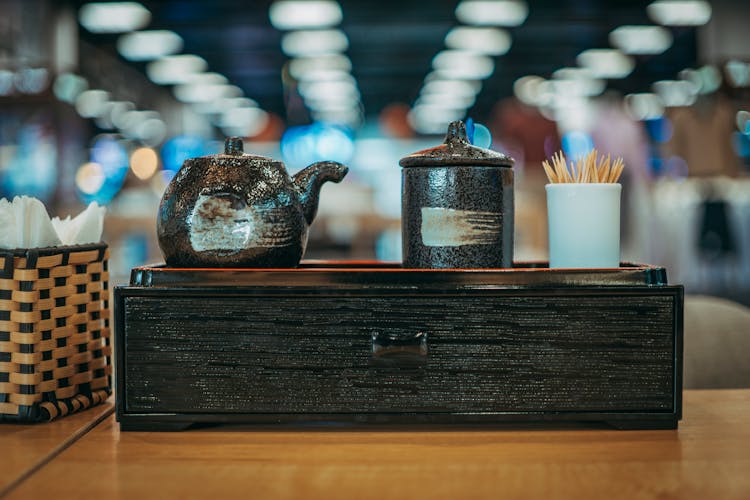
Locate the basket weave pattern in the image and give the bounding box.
[0,243,111,422]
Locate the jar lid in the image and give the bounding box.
[399,121,514,168]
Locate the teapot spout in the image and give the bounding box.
[293,161,348,224]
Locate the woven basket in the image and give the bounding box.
[0,243,111,423]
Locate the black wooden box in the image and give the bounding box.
[115,262,683,431]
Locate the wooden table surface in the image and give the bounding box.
[0,400,113,497]
[3,390,749,499]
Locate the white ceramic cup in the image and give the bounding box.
[546,183,621,268]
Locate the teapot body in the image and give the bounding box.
[157,137,348,268]
[158,153,307,267]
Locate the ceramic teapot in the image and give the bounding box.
[157,137,348,267]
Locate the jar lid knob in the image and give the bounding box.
[446,121,469,145]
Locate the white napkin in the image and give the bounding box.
[0,196,62,249]
[51,202,106,245]
[0,198,14,248]
[0,197,105,249]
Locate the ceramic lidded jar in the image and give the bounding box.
[157,137,348,268]
[399,121,515,268]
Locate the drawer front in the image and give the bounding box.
[122,293,678,414]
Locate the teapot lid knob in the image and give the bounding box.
[225,137,244,156]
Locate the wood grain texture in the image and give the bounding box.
[118,287,680,428]
[5,390,749,500]
[0,398,113,497]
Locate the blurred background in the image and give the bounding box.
[0,0,749,304]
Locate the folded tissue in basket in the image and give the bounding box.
[0,196,106,249]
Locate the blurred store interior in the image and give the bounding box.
[1,0,749,304]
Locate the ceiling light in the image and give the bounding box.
[173,83,242,103]
[696,65,721,94]
[555,99,596,132]
[455,1,529,27]
[75,89,110,118]
[652,80,698,107]
[299,80,359,101]
[119,110,160,136]
[576,49,634,79]
[94,103,117,130]
[647,1,711,26]
[550,79,605,98]
[219,108,268,129]
[411,103,468,117]
[552,67,605,97]
[136,118,168,146]
[184,72,229,86]
[513,75,549,106]
[305,99,360,114]
[289,55,352,80]
[0,70,13,96]
[609,25,673,55]
[678,68,702,90]
[194,97,259,115]
[677,65,721,95]
[423,71,483,87]
[624,93,664,120]
[117,30,183,61]
[409,120,452,135]
[219,107,270,137]
[725,60,750,88]
[146,55,208,85]
[307,99,360,113]
[305,97,360,111]
[408,106,466,135]
[14,68,49,94]
[737,111,750,134]
[172,83,228,103]
[293,69,354,83]
[553,67,596,81]
[79,2,150,33]
[432,50,495,79]
[282,29,348,57]
[444,27,512,56]
[269,1,343,30]
[109,101,136,128]
[416,93,476,109]
[53,73,88,103]
[421,79,481,97]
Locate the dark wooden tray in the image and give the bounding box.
[115,261,683,431]
[129,260,669,288]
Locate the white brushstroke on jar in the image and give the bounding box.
[420,207,502,247]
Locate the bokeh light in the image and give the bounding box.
[160,135,208,172]
[130,147,160,180]
[77,135,130,203]
[75,162,106,194]
[645,117,674,143]
[280,123,354,169]
[561,131,594,161]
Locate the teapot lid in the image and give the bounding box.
[399,120,514,168]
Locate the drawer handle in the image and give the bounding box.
[371,330,428,367]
